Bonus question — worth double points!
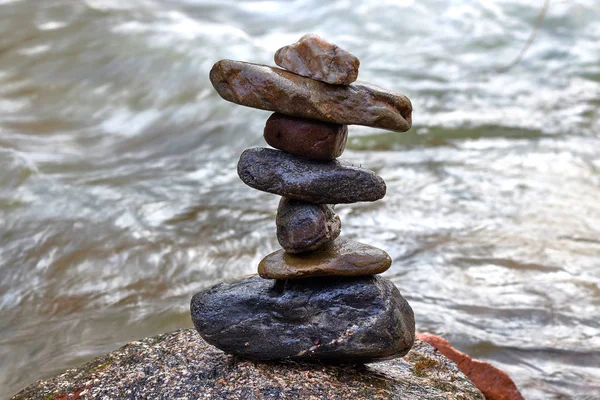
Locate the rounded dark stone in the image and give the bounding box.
[259,237,391,279]
[264,113,348,161]
[191,275,415,363]
[237,147,386,204]
[276,198,341,253]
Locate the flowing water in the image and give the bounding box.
[1,0,599,398]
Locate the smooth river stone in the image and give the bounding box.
[277,198,341,254]
[258,237,391,279]
[237,148,386,204]
[274,33,360,85]
[264,113,348,161]
[191,275,415,363]
[210,59,412,132]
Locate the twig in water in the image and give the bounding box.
[497,0,551,73]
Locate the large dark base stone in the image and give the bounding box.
[190,275,415,363]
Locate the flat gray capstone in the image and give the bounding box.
[12,329,484,400]
[191,275,415,363]
[210,59,412,132]
[238,147,386,204]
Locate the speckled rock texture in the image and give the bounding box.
[238,148,386,204]
[274,33,360,85]
[276,198,341,253]
[12,329,484,400]
[259,237,391,279]
[191,275,413,363]
[210,59,412,132]
[264,113,348,161]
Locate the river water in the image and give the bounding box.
[1,0,599,398]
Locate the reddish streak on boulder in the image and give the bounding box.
[416,333,524,400]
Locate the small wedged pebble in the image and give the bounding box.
[259,237,391,279]
[264,113,348,161]
[276,198,341,253]
[274,33,360,85]
[237,147,386,204]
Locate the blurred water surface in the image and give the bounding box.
[1,0,599,398]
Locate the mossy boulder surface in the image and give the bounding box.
[13,329,484,400]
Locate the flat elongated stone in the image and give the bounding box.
[277,198,341,253]
[210,60,412,132]
[264,113,348,161]
[274,33,360,85]
[191,275,415,363]
[237,148,386,204]
[259,237,391,279]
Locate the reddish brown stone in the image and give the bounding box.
[274,33,360,85]
[264,113,348,161]
[209,60,412,132]
[416,333,524,400]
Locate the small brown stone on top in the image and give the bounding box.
[258,237,392,279]
[264,113,348,161]
[275,33,360,85]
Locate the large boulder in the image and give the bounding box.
[13,329,484,400]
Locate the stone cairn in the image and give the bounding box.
[191,34,415,363]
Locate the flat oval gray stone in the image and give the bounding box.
[259,237,391,279]
[191,275,415,363]
[210,59,412,132]
[276,198,341,253]
[237,147,386,204]
[275,33,360,85]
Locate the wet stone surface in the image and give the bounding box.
[191,275,414,363]
[210,59,412,132]
[258,237,392,279]
[276,198,341,253]
[274,33,360,85]
[237,148,386,204]
[264,113,348,161]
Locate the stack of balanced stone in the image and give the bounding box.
[191,34,415,363]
